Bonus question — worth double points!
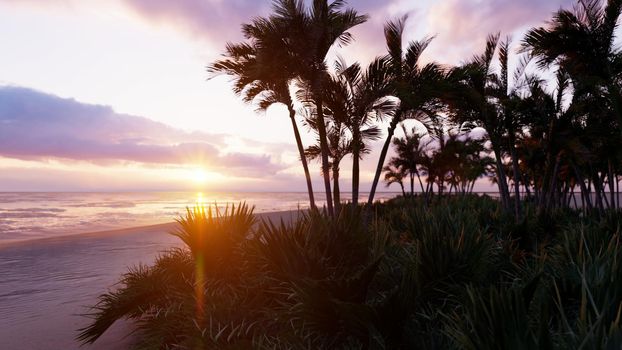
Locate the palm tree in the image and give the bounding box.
[367,16,444,205]
[515,70,577,211]
[522,0,622,213]
[489,36,535,217]
[305,118,351,212]
[304,88,382,211]
[388,123,428,195]
[383,162,407,196]
[209,42,316,209]
[252,0,367,216]
[425,115,455,195]
[329,57,394,206]
[522,0,622,135]
[446,34,514,212]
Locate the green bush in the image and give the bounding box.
[78,197,622,349]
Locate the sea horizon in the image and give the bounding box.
[0,191,403,244]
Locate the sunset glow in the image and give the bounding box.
[0,0,574,192]
[196,192,205,206]
[191,169,209,184]
[3,1,622,349]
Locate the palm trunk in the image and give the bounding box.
[608,159,616,210]
[491,139,510,211]
[544,153,562,212]
[524,178,531,200]
[312,86,334,216]
[410,173,414,195]
[288,106,316,210]
[368,113,400,205]
[428,181,434,198]
[599,172,609,209]
[416,171,425,193]
[539,156,556,210]
[572,162,592,210]
[333,162,341,213]
[617,175,620,209]
[352,128,361,207]
[538,118,556,210]
[509,132,522,218]
[591,166,605,214]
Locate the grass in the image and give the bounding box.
[78,196,622,349]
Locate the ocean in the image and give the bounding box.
[0,191,399,243]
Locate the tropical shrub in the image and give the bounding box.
[79,198,622,349]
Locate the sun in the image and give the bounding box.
[191,168,209,184]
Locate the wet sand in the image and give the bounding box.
[0,210,302,350]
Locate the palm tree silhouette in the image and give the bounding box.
[388,123,428,195]
[304,118,350,213]
[522,0,622,135]
[209,42,317,209]
[264,0,368,215]
[382,162,407,196]
[446,34,513,211]
[367,16,444,205]
[522,0,622,212]
[303,78,382,211]
[328,57,393,206]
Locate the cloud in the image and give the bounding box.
[0,0,578,64]
[425,0,574,64]
[335,0,416,63]
[120,0,271,43]
[332,0,577,67]
[0,86,285,176]
[313,0,576,68]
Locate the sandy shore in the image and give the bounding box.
[0,210,302,350]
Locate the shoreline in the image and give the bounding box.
[0,209,304,250]
[0,209,302,350]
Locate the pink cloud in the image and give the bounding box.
[0,86,285,176]
[425,0,574,64]
[120,0,271,42]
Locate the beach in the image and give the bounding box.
[0,210,301,350]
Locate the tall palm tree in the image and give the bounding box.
[383,163,407,196]
[330,57,394,206]
[522,0,622,213]
[253,0,368,216]
[367,16,444,205]
[522,0,622,135]
[305,120,350,212]
[516,71,571,211]
[425,115,476,195]
[446,34,513,211]
[489,36,534,217]
[209,42,316,209]
[388,123,428,195]
[304,86,382,211]
[456,136,493,194]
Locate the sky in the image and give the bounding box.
[0,0,574,192]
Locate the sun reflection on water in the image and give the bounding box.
[196,192,205,206]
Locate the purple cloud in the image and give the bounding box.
[0,86,284,176]
[121,0,271,42]
[425,0,574,64]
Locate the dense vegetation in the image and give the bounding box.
[79,197,622,349]
[209,0,622,219]
[79,0,622,348]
